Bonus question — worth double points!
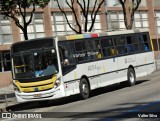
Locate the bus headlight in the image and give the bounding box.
[54,79,61,89]
[13,83,20,92]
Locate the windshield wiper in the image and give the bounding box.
[20,54,26,66]
[38,48,44,69]
[20,54,26,72]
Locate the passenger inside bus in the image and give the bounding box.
[144,44,149,51]
[97,44,102,59]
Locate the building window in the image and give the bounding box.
[107,0,146,7]
[134,11,149,29]
[154,0,160,7]
[134,0,147,7]
[50,0,98,8]
[0,51,11,72]
[80,0,99,7]
[81,13,102,32]
[50,0,71,8]
[155,11,160,34]
[107,0,121,7]
[0,15,13,44]
[52,12,74,36]
[108,12,125,30]
[20,13,45,40]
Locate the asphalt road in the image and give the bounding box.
[2,69,160,121]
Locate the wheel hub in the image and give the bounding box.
[130,72,135,83]
[82,84,88,95]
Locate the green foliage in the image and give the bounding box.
[0,0,49,11]
[0,0,50,40]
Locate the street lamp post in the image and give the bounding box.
[154,16,160,60]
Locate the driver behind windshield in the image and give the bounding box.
[43,60,58,76]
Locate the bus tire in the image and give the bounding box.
[79,78,90,99]
[127,68,136,86]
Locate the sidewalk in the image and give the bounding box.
[0,84,16,112]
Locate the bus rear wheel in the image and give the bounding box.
[121,68,136,87]
[79,78,90,99]
[127,68,136,86]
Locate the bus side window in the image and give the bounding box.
[115,36,127,55]
[139,34,150,52]
[75,41,89,62]
[59,45,76,75]
[59,46,75,65]
[126,35,139,53]
[101,37,115,58]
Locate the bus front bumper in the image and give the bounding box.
[15,86,65,103]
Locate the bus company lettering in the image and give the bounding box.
[73,52,98,58]
[88,64,101,71]
[87,52,99,56]
[73,53,86,58]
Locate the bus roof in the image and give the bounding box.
[57,29,149,41]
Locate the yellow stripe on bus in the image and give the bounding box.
[20,83,54,92]
[74,72,77,80]
[66,34,83,40]
[149,33,154,51]
[15,75,57,87]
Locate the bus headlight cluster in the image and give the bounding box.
[54,79,61,88]
[13,83,20,92]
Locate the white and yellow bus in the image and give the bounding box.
[11,29,156,103]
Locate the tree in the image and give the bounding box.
[0,0,50,40]
[118,0,141,29]
[55,0,104,34]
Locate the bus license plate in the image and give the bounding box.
[34,94,42,98]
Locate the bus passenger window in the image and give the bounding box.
[111,48,118,55]
[85,39,101,61]
[139,33,150,52]
[102,47,115,57]
[140,43,149,51]
[115,36,125,46]
[134,44,139,52]
[100,37,114,58]
[117,46,127,55]
[140,34,148,43]
[144,43,149,51]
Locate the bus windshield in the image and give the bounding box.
[12,48,58,79]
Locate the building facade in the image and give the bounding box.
[0,0,160,87]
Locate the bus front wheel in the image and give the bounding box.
[127,68,136,86]
[79,78,90,99]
